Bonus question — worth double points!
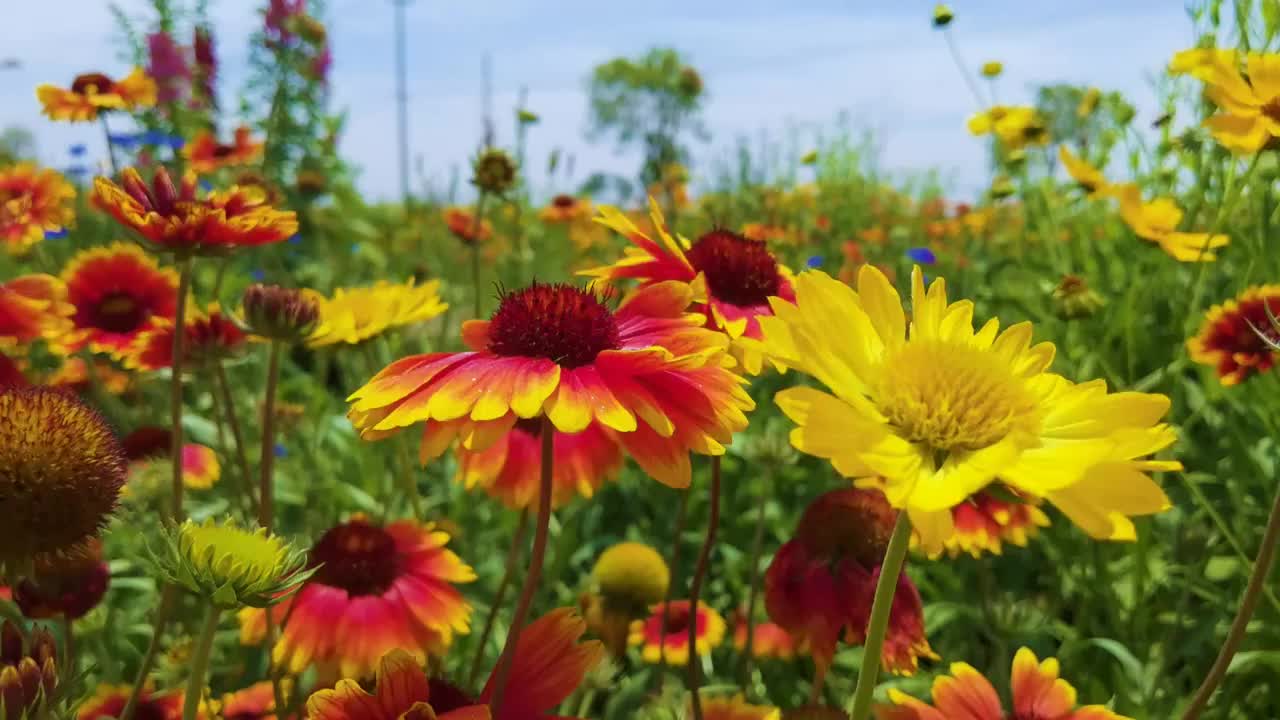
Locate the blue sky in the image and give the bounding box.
[1,1,1195,202]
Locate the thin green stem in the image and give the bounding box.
[470,192,490,320]
[488,417,554,716]
[120,585,178,720]
[170,258,193,521]
[182,605,221,720]
[942,28,989,109]
[100,115,119,176]
[258,342,284,532]
[467,509,529,689]
[1182,154,1261,332]
[1181,473,1280,614]
[654,488,690,690]
[738,476,769,694]
[215,361,258,516]
[849,512,914,720]
[687,456,722,720]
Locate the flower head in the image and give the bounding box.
[932,4,953,27]
[59,243,178,356]
[933,490,1051,558]
[763,267,1181,552]
[37,68,157,122]
[244,517,474,680]
[1178,51,1280,153]
[457,420,621,509]
[122,427,221,491]
[730,610,802,661]
[540,195,592,224]
[347,281,752,489]
[472,147,518,195]
[1116,184,1229,262]
[874,647,1131,720]
[1052,274,1105,320]
[12,539,110,619]
[185,126,265,174]
[0,275,74,351]
[442,207,493,245]
[698,695,780,720]
[123,304,249,371]
[1,620,58,720]
[93,167,298,257]
[306,280,446,347]
[79,685,182,720]
[0,387,126,580]
[147,32,190,103]
[585,200,795,374]
[0,164,75,254]
[151,518,310,608]
[968,106,1048,149]
[242,284,319,342]
[1188,284,1280,385]
[980,61,1003,78]
[1058,146,1111,197]
[629,600,725,665]
[217,682,280,720]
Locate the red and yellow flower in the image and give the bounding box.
[217,682,280,720]
[347,281,752,489]
[540,194,592,224]
[629,599,726,665]
[699,695,780,720]
[122,427,221,490]
[875,647,1131,720]
[1187,284,1280,385]
[442,207,492,245]
[59,243,178,356]
[242,516,474,681]
[585,201,794,375]
[37,68,157,122]
[0,275,74,351]
[44,357,132,396]
[730,610,802,661]
[931,490,1051,558]
[184,126,265,174]
[93,167,298,256]
[456,419,622,510]
[78,685,182,720]
[123,304,249,371]
[0,163,76,254]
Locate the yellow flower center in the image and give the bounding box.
[183,523,285,584]
[877,339,1034,453]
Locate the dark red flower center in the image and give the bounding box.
[309,519,402,597]
[91,292,148,334]
[132,699,171,720]
[662,604,693,636]
[513,416,545,436]
[684,229,781,307]
[122,426,172,461]
[486,283,620,368]
[71,72,114,95]
[425,679,477,713]
[212,143,236,158]
[552,194,575,209]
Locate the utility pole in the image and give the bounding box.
[392,0,411,204]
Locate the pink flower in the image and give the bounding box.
[146,32,190,103]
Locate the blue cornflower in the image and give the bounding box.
[805,255,824,269]
[905,247,937,264]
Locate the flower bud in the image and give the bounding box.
[242,284,319,342]
[1053,274,1105,319]
[932,3,954,27]
[0,621,57,720]
[981,61,1003,78]
[471,147,518,195]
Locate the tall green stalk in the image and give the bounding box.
[848,513,913,720]
[687,456,722,720]
[181,605,221,720]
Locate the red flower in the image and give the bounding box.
[59,244,178,357]
[123,304,249,371]
[1187,284,1280,385]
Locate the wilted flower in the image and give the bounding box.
[12,539,110,619]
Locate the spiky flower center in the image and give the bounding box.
[685,230,781,307]
[486,283,620,368]
[877,340,1035,454]
[310,519,401,597]
[71,73,114,96]
[182,523,286,585]
[92,292,147,334]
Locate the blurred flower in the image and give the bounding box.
[1168,47,1237,80]
[587,201,795,375]
[989,175,1016,199]
[0,387,126,580]
[93,167,298,257]
[0,274,74,351]
[930,490,1051,558]
[698,695,779,720]
[0,620,58,720]
[1058,146,1111,197]
[730,610,802,661]
[1193,52,1280,153]
[0,355,27,387]
[218,682,278,720]
[1,163,75,255]
[540,194,592,224]
[242,516,474,680]
[44,357,132,397]
[1187,284,1280,385]
[932,4,953,27]
[69,144,88,157]
[242,284,319,342]
[968,106,1048,149]
[457,420,622,510]
[874,647,1132,720]
[517,108,540,124]
[193,26,217,108]
[584,541,671,655]
[346,282,752,489]
[760,267,1181,551]
[765,489,934,680]
[980,61,1003,78]
[308,45,332,84]
[123,304,249,371]
[151,518,310,608]
[58,243,178,357]
[629,600,725,665]
[1053,274,1105,320]
[79,685,182,720]
[12,539,110,619]
[306,279,446,347]
[805,255,823,269]
[1115,183,1229,262]
[1077,87,1102,118]
[471,147,518,195]
[185,126,264,174]
[905,247,936,264]
[36,68,157,122]
[799,150,819,165]
[265,0,307,44]
[146,31,190,104]
[122,426,221,491]
[442,206,493,245]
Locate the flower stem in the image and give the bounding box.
[170,258,193,521]
[120,585,177,720]
[100,115,118,176]
[182,604,221,720]
[848,512,913,720]
[60,615,74,683]
[488,416,554,716]
[470,192,490,320]
[258,341,283,532]
[214,361,258,516]
[654,487,690,690]
[467,508,529,689]
[1180,481,1280,720]
[738,478,770,694]
[687,455,722,720]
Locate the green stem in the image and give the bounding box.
[942,28,989,109]
[170,258,193,521]
[467,509,529,689]
[687,456,722,720]
[182,605,221,720]
[654,488,690,690]
[738,478,770,694]
[100,114,119,177]
[258,342,283,532]
[848,512,913,720]
[215,361,258,516]
[470,192,490,320]
[1182,154,1261,332]
[120,585,178,720]
[488,417,554,716]
[1181,479,1280,719]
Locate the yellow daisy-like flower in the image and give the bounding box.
[760,267,1181,554]
[967,105,1048,150]
[1057,146,1111,197]
[1115,184,1229,262]
[306,279,448,347]
[151,518,311,609]
[1168,47,1237,81]
[1171,49,1280,153]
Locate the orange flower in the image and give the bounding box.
[1187,284,1280,385]
[442,207,492,244]
[347,281,752,489]
[730,609,802,660]
[93,167,297,257]
[59,243,178,356]
[122,427,221,490]
[78,685,182,720]
[184,126,265,174]
[45,357,132,396]
[585,201,795,375]
[0,164,76,254]
[219,682,280,720]
[629,599,726,665]
[304,608,602,720]
[37,68,157,122]
[540,194,592,224]
[875,647,1131,720]
[0,274,74,351]
[457,419,622,509]
[699,695,780,720]
[123,304,248,371]
[244,516,475,681]
[932,490,1051,558]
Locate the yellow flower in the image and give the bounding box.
[760,266,1181,554]
[1115,183,1229,262]
[593,542,669,605]
[1168,47,1238,82]
[150,518,311,608]
[306,279,448,347]
[968,105,1048,149]
[1057,145,1111,197]
[1191,52,1280,153]
[981,61,1003,78]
